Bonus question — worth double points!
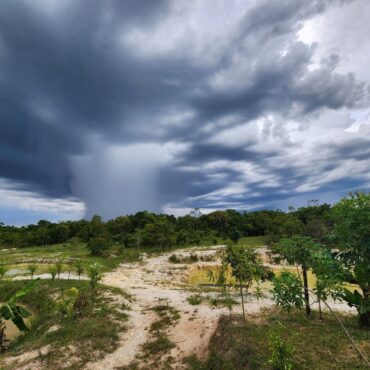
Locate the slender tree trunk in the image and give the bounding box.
[228,284,232,319]
[302,267,311,317]
[359,287,370,329]
[318,298,323,320]
[240,283,247,327]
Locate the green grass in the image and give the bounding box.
[237,236,267,247]
[186,309,370,370]
[147,305,181,333]
[0,279,130,369]
[135,304,180,368]
[187,295,203,305]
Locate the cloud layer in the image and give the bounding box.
[0,0,369,222]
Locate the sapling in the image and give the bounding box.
[88,263,103,295]
[27,263,38,279]
[74,260,84,283]
[224,245,271,326]
[0,266,7,282]
[271,271,304,312]
[272,236,321,317]
[49,265,57,281]
[55,261,63,279]
[55,287,79,331]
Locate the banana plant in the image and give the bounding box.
[0,279,38,332]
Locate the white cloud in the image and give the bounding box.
[0,179,85,216]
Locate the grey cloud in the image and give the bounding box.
[0,0,369,219]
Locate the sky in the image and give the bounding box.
[1,0,370,225]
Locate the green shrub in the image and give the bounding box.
[187,295,202,305]
[267,323,294,370]
[271,271,304,312]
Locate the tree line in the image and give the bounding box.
[0,203,332,251]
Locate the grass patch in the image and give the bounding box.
[147,305,181,333]
[187,295,203,305]
[142,332,176,355]
[139,304,180,366]
[186,309,370,370]
[0,279,130,369]
[237,236,267,248]
[207,295,238,308]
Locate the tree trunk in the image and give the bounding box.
[359,312,370,329]
[318,298,323,320]
[240,284,247,327]
[359,287,370,329]
[302,267,311,317]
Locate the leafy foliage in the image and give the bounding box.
[224,244,272,325]
[88,263,103,292]
[272,271,304,311]
[0,279,37,332]
[331,192,370,328]
[267,322,294,370]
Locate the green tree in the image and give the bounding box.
[74,260,84,282]
[87,235,110,256]
[55,287,79,330]
[88,263,102,293]
[271,271,304,312]
[49,265,57,281]
[273,236,321,317]
[55,261,63,279]
[224,245,271,326]
[331,192,370,328]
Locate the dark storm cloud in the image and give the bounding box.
[0,0,369,218]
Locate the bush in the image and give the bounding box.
[271,271,304,312]
[87,236,110,256]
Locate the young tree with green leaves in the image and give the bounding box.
[55,287,79,331]
[49,265,57,281]
[74,260,84,282]
[224,244,271,326]
[88,263,102,294]
[27,263,38,279]
[272,236,321,317]
[331,192,370,328]
[271,271,305,312]
[87,235,110,256]
[55,261,63,279]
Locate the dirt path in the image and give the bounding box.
[86,246,237,369]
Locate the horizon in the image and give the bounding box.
[1,0,370,226]
[0,195,343,227]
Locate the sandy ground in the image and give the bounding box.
[2,245,356,370]
[86,246,235,369]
